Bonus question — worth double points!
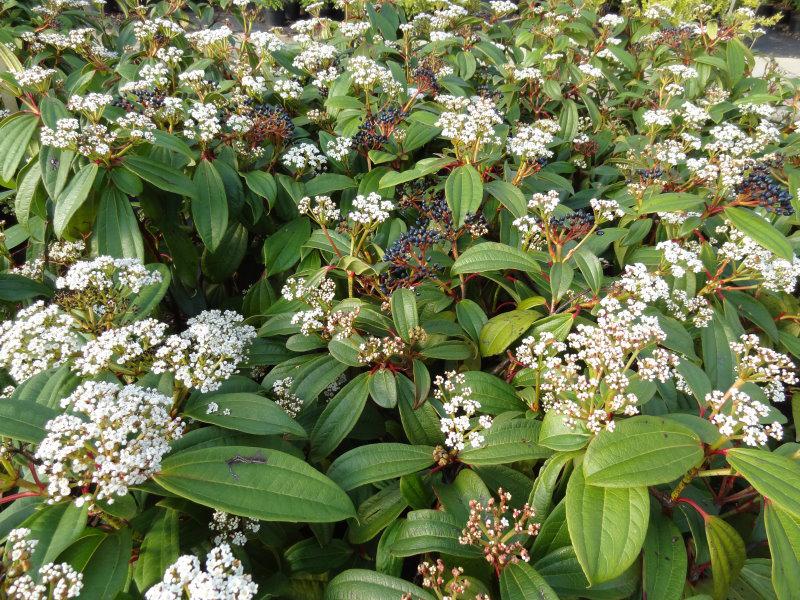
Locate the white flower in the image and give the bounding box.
[56,256,161,294]
[272,377,303,417]
[36,381,183,503]
[152,310,256,393]
[274,78,304,100]
[209,510,260,546]
[15,66,56,87]
[435,371,491,451]
[325,136,352,161]
[435,95,503,153]
[145,544,258,600]
[507,120,559,162]
[282,142,327,173]
[74,318,168,376]
[348,192,394,225]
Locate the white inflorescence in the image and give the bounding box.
[436,95,503,153]
[145,543,258,600]
[717,223,800,293]
[435,371,492,451]
[507,120,559,162]
[0,301,82,383]
[36,381,184,504]
[348,192,394,225]
[281,142,328,172]
[271,377,304,417]
[209,510,261,546]
[152,310,256,393]
[74,318,168,376]
[56,256,162,294]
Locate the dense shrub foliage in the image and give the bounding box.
[0,0,799,598]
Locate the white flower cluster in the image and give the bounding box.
[732,334,797,402]
[716,223,800,293]
[56,256,162,294]
[436,95,503,153]
[185,27,232,51]
[282,276,356,339]
[357,335,405,365]
[348,192,394,225]
[250,31,284,53]
[325,136,353,161]
[489,0,517,15]
[435,371,492,451]
[339,21,371,39]
[529,296,679,432]
[184,101,221,143]
[0,301,82,382]
[706,388,783,447]
[14,65,56,87]
[349,56,402,95]
[298,194,341,223]
[274,78,304,100]
[6,550,83,600]
[272,377,304,417]
[66,92,113,115]
[40,118,117,159]
[145,544,258,600]
[292,42,338,73]
[209,510,261,546]
[74,318,168,376]
[656,240,704,278]
[117,112,157,142]
[152,310,256,393]
[282,142,327,173]
[589,198,625,221]
[527,190,561,215]
[507,120,559,162]
[36,381,184,503]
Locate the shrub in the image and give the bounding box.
[0,0,799,598]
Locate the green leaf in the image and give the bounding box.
[348,485,408,544]
[310,373,370,461]
[0,113,38,180]
[0,273,53,301]
[445,165,483,227]
[243,170,277,206]
[0,400,58,443]
[566,466,650,584]
[123,154,196,198]
[369,368,398,409]
[452,242,541,275]
[723,206,793,260]
[639,193,706,214]
[391,288,418,342]
[183,392,307,437]
[479,310,539,356]
[305,173,356,196]
[23,500,89,573]
[61,529,132,600]
[263,217,311,276]
[583,416,703,487]
[460,419,550,465]
[485,179,526,218]
[500,561,560,600]
[456,299,488,342]
[94,186,144,260]
[327,444,434,491]
[123,263,171,323]
[392,510,480,558]
[764,503,800,600]
[643,511,687,600]
[727,448,800,518]
[133,509,179,592]
[192,159,228,251]
[285,538,353,574]
[706,515,746,600]
[538,411,590,451]
[549,263,573,302]
[53,162,98,237]
[461,371,526,414]
[154,445,355,522]
[325,569,435,600]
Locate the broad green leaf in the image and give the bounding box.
[452,242,541,275]
[727,448,800,518]
[285,538,353,574]
[538,411,591,451]
[764,503,800,600]
[183,392,307,437]
[461,371,525,414]
[243,170,277,206]
[0,273,53,301]
[0,113,38,180]
[369,368,398,409]
[310,373,370,460]
[456,299,488,342]
[123,263,171,324]
[639,193,706,214]
[643,511,687,600]
[445,164,483,227]
[529,452,577,520]
[154,445,355,522]
[53,162,98,237]
[535,546,639,600]
[192,159,228,251]
[60,529,132,600]
[123,154,196,198]
[460,419,550,465]
[326,444,434,491]
[583,416,703,487]
[500,561,560,600]
[23,500,89,572]
[566,467,650,584]
[94,186,144,260]
[305,173,356,196]
[0,400,58,443]
[325,569,435,600]
[706,515,746,600]
[133,508,179,592]
[391,288,418,342]
[348,484,408,544]
[391,510,480,558]
[485,179,526,218]
[263,217,311,276]
[723,206,793,261]
[479,310,539,356]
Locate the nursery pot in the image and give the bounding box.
[261,7,287,27]
[284,1,301,22]
[791,11,800,33]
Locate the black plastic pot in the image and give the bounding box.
[262,7,287,27]
[791,12,800,33]
[284,1,301,22]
